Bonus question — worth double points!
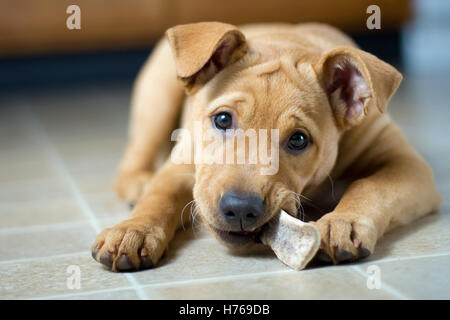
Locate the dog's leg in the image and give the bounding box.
[315,124,442,264]
[92,161,194,271]
[116,39,185,204]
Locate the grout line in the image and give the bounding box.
[0,214,129,235]
[0,234,214,265]
[15,251,450,299]
[358,251,450,265]
[22,107,102,234]
[22,106,150,300]
[30,285,136,300]
[31,270,291,300]
[351,265,410,300]
[124,274,148,300]
[0,251,89,265]
[138,269,294,290]
[0,189,127,210]
[33,269,294,300]
[0,220,92,235]
[1,248,447,270]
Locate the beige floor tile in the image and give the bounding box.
[133,232,299,286]
[34,99,128,156]
[143,266,396,299]
[355,254,450,299]
[74,174,116,195]
[62,157,122,191]
[0,253,131,299]
[56,288,140,300]
[0,154,58,183]
[0,127,37,151]
[53,139,125,166]
[390,76,450,129]
[0,198,87,229]
[437,183,450,202]
[389,129,450,186]
[396,134,450,185]
[428,157,450,186]
[84,192,130,220]
[0,104,26,126]
[97,216,130,229]
[0,222,96,261]
[366,202,450,262]
[389,79,450,186]
[0,109,39,153]
[28,84,131,122]
[0,178,73,204]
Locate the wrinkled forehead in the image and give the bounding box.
[206,55,328,119]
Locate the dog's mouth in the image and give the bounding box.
[207,207,296,247]
[210,225,264,247]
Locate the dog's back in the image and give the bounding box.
[241,23,357,52]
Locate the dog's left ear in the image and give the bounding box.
[315,46,402,129]
[166,22,247,94]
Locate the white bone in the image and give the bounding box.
[261,210,320,270]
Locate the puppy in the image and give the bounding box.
[91,22,442,271]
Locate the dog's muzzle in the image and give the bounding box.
[210,225,264,247]
[219,191,265,231]
[207,191,266,247]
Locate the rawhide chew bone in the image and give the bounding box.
[260,210,320,270]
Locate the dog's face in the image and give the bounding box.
[166,22,401,249]
[187,60,341,248]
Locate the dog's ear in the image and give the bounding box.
[315,46,402,129]
[166,22,247,94]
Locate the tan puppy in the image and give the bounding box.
[91,22,442,271]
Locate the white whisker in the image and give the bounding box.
[190,203,202,238]
[327,174,337,202]
[180,199,196,231]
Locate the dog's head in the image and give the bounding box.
[166,22,402,249]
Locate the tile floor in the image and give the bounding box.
[0,74,449,300]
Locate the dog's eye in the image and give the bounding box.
[213,112,233,131]
[286,131,310,152]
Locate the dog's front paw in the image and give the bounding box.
[91,219,166,272]
[314,212,377,264]
[115,171,153,205]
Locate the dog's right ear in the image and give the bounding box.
[166,22,247,94]
[315,46,402,130]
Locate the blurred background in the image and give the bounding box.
[1,0,449,90]
[1,0,449,300]
[1,0,449,92]
[1,0,449,91]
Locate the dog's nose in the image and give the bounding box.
[219,191,265,230]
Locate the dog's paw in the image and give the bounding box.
[115,171,153,205]
[91,219,166,272]
[314,212,377,264]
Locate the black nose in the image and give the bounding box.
[219,191,265,230]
